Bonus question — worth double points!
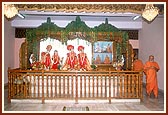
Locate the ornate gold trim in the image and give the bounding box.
[14,4,164,15]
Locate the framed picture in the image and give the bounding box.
[93,41,113,64]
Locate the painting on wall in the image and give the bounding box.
[93,41,113,64]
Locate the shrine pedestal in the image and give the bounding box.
[96,64,115,71]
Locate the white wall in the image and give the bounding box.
[139,17,165,90]
[4,18,15,84]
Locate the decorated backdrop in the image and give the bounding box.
[21,16,133,70]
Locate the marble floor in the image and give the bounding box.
[2,85,165,113]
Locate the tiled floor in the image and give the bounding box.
[2,85,165,113]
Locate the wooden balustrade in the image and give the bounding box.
[8,69,143,104]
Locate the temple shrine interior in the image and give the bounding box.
[3,3,165,112]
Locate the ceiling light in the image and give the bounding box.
[142,4,159,22]
[4,4,18,18]
[132,15,140,21]
[17,13,25,19]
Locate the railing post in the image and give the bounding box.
[75,72,78,104]
[109,72,111,104]
[42,70,45,104]
[140,72,143,102]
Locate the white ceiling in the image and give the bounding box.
[15,10,143,22]
[5,3,164,27]
[11,8,164,29]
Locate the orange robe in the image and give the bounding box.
[133,59,144,71]
[144,61,160,97]
[104,56,110,64]
[95,56,101,64]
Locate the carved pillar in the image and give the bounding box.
[19,41,28,69]
[127,42,133,70]
[131,45,134,70]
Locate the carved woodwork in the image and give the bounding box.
[8,70,143,103]
[19,41,28,69]
[14,4,164,15]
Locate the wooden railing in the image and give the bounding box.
[8,68,143,104]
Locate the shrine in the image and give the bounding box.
[8,16,143,104]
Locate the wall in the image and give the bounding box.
[4,18,15,84]
[139,17,165,90]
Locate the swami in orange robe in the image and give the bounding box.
[133,59,144,71]
[144,55,160,98]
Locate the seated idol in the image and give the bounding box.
[62,45,78,71]
[51,50,60,70]
[41,45,52,69]
[104,54,111,64]
[77,45,92,71]
[95,54,101,64]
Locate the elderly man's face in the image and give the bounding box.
[149,56,154,62]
